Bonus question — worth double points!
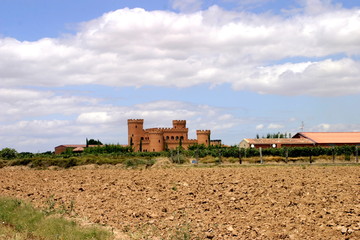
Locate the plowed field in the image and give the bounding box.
[0,165,359,239]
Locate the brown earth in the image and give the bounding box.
[0,165,359,239]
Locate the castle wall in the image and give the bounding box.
[127,119,213,152]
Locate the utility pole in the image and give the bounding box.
[300,121,305,132]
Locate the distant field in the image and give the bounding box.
[0,165,359,239]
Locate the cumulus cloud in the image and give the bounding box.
[0,88,100,121]
[311,123,360,132]
[0,96,242,152]
[0,4,359,96]
[268,123,284,129]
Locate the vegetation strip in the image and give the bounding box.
[0,197,112,240]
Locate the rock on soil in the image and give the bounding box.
[0,166,359,239]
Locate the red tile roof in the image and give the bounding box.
[294,132,360,144]
[243,138,313,145]
[56,144,87,148]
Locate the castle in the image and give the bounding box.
[128,119,220,152]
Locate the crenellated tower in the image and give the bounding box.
[127,119,144,151]
[197,130,211,146]
[172,120,186,129]
[147,129,164,152]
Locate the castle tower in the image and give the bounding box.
[148,130,164,152]
[197,130,211,146]
[128,119,144,151]
[173,120,186,129]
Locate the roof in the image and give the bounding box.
[55,144,101,148]
[72,147,85,152]
[294,132,360,144]
[55,144,87,148]
[243,138,313,145]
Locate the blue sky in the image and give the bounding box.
[0,0,360,152]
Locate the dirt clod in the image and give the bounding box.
[0,166,359,239]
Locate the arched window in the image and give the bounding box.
[171,136,174,140]
[166,136,169,140]
[176,136,179,140]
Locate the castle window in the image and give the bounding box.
[176,136,179,140]
[135,125,137,128]
[166,136,169,140]
[158,140,160,143]
[153,149,155,152]
[180,136,184,140]
[171,136,174,140]
[141,137,144,140]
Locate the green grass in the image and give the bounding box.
[0,197,112,240]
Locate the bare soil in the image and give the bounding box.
[0,165,359,239]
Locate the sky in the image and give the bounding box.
[1,0,360,152]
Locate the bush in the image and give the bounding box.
[170,154,187,164]
[123,158,155,168]
[0,148,18,160]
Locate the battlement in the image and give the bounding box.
[197,130,211,134]
[173,120,186,129]
[173,120,186,124]
[145,127,188,133]
[128,119,144,124]
[127,119,219,152]
[147,131,164,135]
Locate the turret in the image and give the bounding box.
[148,129,164,152]
[197,130,211,146]
[173,120,186,129]
[128,119,144,151]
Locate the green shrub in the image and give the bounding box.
[123,158,155,168]
[170,154,187,164]
[0,148,18,160]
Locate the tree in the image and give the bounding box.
[0,148,18,160]
[87,139,102,145]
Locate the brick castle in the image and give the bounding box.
[128,119,220,152]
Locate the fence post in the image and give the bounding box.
[259,147,263,164]
[239,145,242,164]
[285,148,288,163]
[356,146,359,163]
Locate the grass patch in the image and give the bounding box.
[0,197,112,240]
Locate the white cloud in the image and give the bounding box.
[268,123,284,129]
[171,0,203,12]
[234,58,360,96]
[0,98,243,152]
[256,124,264,130]
[310,123,360,132]
[0,5,359,96]
[0,88,101,121]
